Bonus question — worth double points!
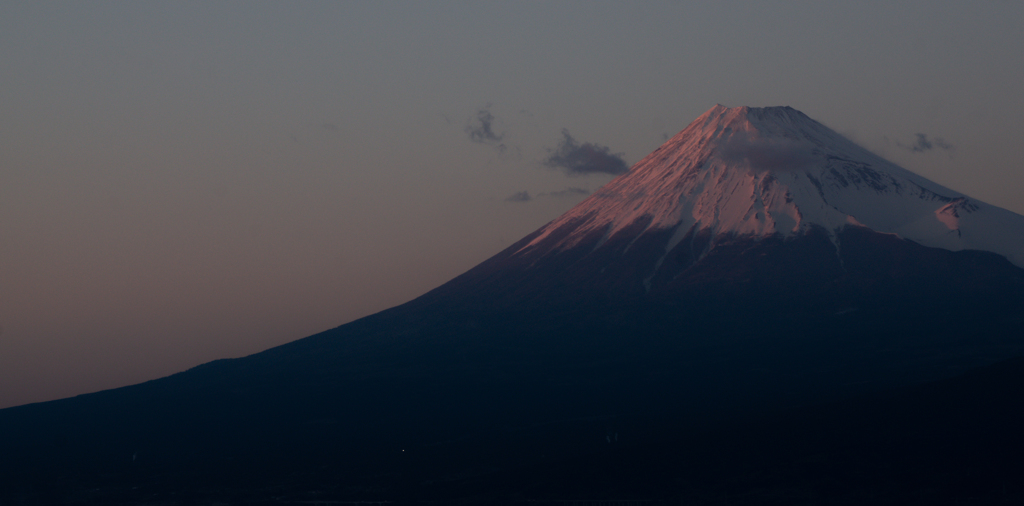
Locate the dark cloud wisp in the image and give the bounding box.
[538,187,590,198]
[899,133,954,153]
[466,109,504,145]
[543,129,629,176]
[504,191,532,203]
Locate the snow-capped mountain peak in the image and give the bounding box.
[515,105,1024,269]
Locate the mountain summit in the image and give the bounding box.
[524,104,1024,270]
[429,105,1024,307]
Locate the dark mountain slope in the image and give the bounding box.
[2,229,1022,504]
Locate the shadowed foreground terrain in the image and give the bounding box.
[2,355,1022,505]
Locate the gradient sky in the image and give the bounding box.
[2,1,1022,409]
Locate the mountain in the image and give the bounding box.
[2,105,1024,504]
[423,105,1024,309]
[531,105,1024,267]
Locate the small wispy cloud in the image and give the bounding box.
[538,187,590,198]
[466,108,504,145]
[543,129,628,176]
[504,191,532,203]
[465,106,521,159]
[896,133,954,154]
[504,187,591,204]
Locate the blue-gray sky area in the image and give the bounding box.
[2,1,1022,408]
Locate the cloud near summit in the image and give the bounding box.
[466,108,504,145]
[504,191,532,202]
[716,132,819,173]
[899,133,954,154]
[465,107,522,159]
[543,129,629,176]
[504,187,590,204]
